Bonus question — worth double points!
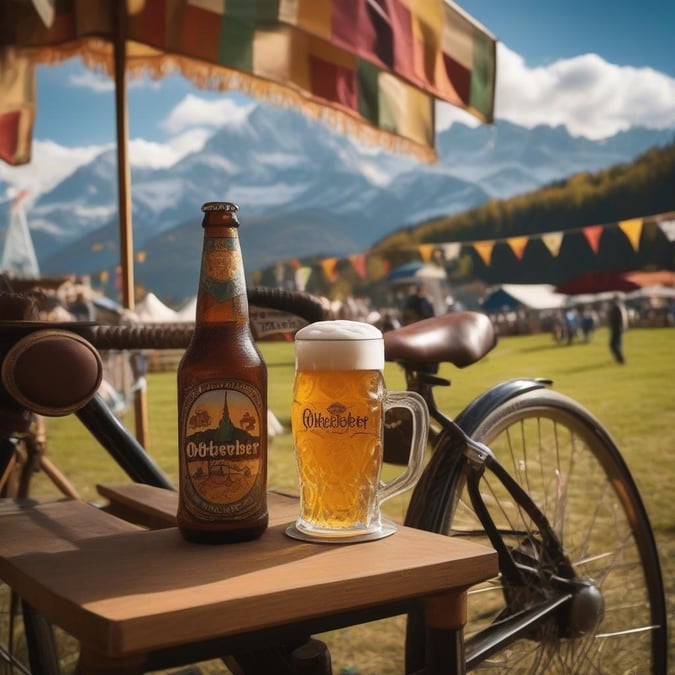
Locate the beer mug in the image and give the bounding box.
[288,320,429,541]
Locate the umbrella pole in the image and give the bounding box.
[113,1,134,312]
[114,2,148,448]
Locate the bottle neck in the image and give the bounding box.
[195,225,249,326]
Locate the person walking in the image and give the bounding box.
[608,295,628,363]
[403,283,435,325]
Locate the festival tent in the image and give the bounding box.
[481,284,566,313]
[134,292,178,323]
[0,192,39,277]
[175,296,197,323]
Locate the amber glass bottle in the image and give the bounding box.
[177,202,268,543]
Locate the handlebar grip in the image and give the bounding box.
[1,329,103,416]
[248,287,327,324]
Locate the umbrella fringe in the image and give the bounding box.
[23,38,437,164]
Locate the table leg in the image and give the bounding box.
[423,590,468,675]
[76,646,147,675]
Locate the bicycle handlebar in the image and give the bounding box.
[79,288,327,351]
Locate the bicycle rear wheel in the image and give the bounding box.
[409,388,667,673]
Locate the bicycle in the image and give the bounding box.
[0,290,668,674]
[384,312,667,673]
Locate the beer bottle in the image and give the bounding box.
[177,202,268,543]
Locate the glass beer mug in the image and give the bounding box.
[288,320,429,541]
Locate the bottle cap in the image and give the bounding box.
[201,202,238,213]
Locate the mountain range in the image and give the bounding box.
[3,103,673,304]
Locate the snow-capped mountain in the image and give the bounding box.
[4,102,672,301]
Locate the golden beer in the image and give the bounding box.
[292,368,384,531]
[291,320,428,539]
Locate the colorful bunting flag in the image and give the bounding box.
[349,253,367,279]
[506,236,529,260]
[618,218,644,251]
[656,217,675,242]
[440,242,461,261]
[582,225,604,254]
[417,244,435,262]
[473,241,495,266]
[295,266,312,291]
[267,209,673,281]
[541,232,564,258]
[321,257,338,281]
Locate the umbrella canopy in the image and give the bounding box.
[0,0,496,309]
[555,271,642,295]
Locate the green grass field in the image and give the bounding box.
[35,325,674,674]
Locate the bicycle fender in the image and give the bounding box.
[455,378,551,435]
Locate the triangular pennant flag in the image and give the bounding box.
[506,236,529,260]
[295,266,312,292]
[656,217,675,242]
[582,225,604,254]
[418,244,434,263]
[541,232,564,257]
[349,254,367,279]
[321,257,338,281]
[618,218,643,251]
[440,242,461,261]
[473,241,495,266]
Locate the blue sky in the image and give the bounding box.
[2,1,674,199]
[460,0,675,76]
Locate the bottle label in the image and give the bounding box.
[201,237,245,304]
[180,380,265,521]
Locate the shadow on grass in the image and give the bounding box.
[516,343,586,354]
[559,362,617,375]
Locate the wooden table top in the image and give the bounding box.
[0,490,497,659]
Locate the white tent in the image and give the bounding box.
[175,296,197,322]
[1,194,39,277]
[482,284,566,312]
[135,292,178,322]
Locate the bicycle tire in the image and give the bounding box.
[406,387,667,674]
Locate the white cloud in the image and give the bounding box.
[68,69,114,93]
[0,140,110,201]
[161,94,254,134]
[438,44,675,139]
[129,128,211,168]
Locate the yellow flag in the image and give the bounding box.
[418,244,434,262]
[473,241,495,266]
[506,236,529,260]
[321,257,337,281]
[618,218,643,251]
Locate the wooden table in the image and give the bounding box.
[0,486,497,674]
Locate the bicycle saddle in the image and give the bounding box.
[383,311,497,368]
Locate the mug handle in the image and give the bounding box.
[378,390,429,504]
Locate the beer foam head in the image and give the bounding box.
[295,320,384,371]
